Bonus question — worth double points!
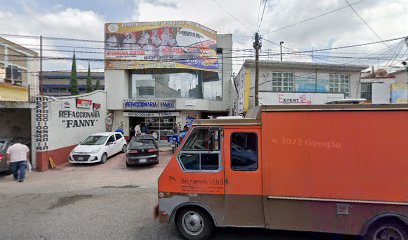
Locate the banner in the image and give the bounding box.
[105,21,219,72]
[391,83,408,103]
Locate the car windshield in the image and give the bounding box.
[80,136,108,145]
[129,139,155,149]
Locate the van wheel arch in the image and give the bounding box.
[360,213,408,237]
[171,203,218,227]
[174,205,215,240]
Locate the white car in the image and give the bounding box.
[69,132,127,164]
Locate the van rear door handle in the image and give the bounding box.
[225,178,228,185]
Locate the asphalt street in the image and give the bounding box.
[0,151,356,240]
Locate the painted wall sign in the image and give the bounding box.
[59,110,100,128]
[93,103,101,111]
[391,83,408,103]
[123,99,176,110]
[259,92,345,105]
[123,111,179,117]
[61,101,71,110]
[35,96,49,151]
[76,98,92,109]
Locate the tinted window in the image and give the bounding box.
[129,139,155,149]
[201,153,219,170]
[115,134,122,140]
[81,136,108,145]
[179,153,199,170]
[231,133,258,171]
[107,136,115,143]
[0,141,6,150]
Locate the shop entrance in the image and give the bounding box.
[129,116,176,144]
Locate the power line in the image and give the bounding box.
[256,0,263,30]
[211,0,253,33]
[257,0,268,32]
[343,0,389,49]
[263,0,366,35]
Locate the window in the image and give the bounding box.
[178,128,221,171]
[231,132,258,171]
[131,67,223,101]
[115,133,122,140]
[329,74,350,97]
[361,82,372,101]
[107,135,115,144]
[272,72,294,92]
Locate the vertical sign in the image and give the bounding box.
[243,69,251,112]
[35,96,49,151]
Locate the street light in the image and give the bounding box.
[279,41,284,61]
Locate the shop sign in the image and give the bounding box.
[35,96,49,151]
[123,112,179,117]
[76,98,92,109]
[123,99,175,110]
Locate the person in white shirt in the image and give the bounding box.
[6,138,30,182]
[134,124,141,136]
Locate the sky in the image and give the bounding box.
[0,0,407,72]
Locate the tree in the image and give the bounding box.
[86,62,92,93]
[95,78,101,90]
[69,51,79,95]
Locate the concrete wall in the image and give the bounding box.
[35,91,107,171]
[106,70,130,110]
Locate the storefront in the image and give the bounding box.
[104,21,233,142]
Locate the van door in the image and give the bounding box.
[224,127,265,227]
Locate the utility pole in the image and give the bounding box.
[253,32,262,106]
[280,41,284,61]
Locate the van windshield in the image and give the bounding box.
[80,136,108,145]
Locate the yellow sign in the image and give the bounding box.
[243,69,251,112]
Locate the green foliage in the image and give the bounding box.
[70,52,79,95]
[86,62,92,93]
[95,79,101,90]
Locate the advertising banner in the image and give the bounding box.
[391,83,408,103]
[105,21,219,72]
[259,92,345,105]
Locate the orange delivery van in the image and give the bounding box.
[157,104,408,240]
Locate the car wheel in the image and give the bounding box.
[100,153,107,164]
[364,219,408,240]
[176,207,214,240]
[122,144,127,153]
[126,161,131,167]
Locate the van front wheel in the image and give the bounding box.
[364,220,408,240]
[176,207,214,240]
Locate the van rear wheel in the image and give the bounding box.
[176,207,214,240]
[364,220,408,240]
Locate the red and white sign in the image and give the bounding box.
[76,98,92,109]
[93,103,101,111]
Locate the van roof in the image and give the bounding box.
[193,104,408,126]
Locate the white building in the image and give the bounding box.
[232,60,368,115]
[104,21,232,142]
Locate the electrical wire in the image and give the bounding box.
[257,0,268,32]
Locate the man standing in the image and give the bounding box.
[6,138,30,182]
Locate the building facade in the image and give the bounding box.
[232,60,368,115]
[41,71,105,97]
[0,37,39,169]
[104,21,232,141]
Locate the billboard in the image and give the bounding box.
[391,83,408,103]
[259,92,345,105]
[105,21,219,72]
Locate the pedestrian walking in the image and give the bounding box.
[6,138,30,182]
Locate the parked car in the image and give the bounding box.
[126,135,159,167]
[0,138,13,173]
[69,132,127,164]
[0,138,31,173]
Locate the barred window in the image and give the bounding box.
[360,82,372,101]
[329,74,350,97]
[272,72,294,92]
